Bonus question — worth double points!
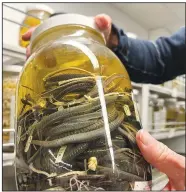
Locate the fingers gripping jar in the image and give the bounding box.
[15,14,152,191]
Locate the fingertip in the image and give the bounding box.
[95,14,111,30]
[137,129,157,147]
[22,31,30,41]
[136,129,158,163]
[22,35,27,41]
[22,27,36,41]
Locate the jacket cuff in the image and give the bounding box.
[111,24,129,62]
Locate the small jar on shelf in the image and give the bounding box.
[176,101,185,128]
[148,94,158,130]
[153,98,166,130]
[19,4,54,47]
[165,98,177,128]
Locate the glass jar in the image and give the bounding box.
[165,98,177,128]
[148,94,158,130]
[19,4,54,48]
[15,14,152,191]
[153,99,166,130]
[176,102,185,128]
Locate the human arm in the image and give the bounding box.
[95,14,186,84]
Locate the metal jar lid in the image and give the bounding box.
[30,14,105,43]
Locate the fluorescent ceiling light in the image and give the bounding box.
[126,32,137,39]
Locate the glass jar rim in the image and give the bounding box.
[30,14,106,44]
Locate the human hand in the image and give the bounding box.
[22,27,37,59]
[136,130,185,190]
[95,14,118,48]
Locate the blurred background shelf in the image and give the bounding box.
[132,82,142,89]
[3,153,15,167]
[3,44,26,61]
[150,128,185,140]
[149,84,185,100]
[3,64,23,73]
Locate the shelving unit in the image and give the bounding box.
[132,84,185,129]
[150,128,185,140]
[132,82,142,89]
[3,64,23,73]
[132,83,185,100]
[3,45,20,167]
[149,84,185,100]
[3,153,15,167]
[3,44,26,60]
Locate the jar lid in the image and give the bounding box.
[31,14,105,43]
[26,4,54,14]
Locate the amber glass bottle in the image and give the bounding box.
[165,98,177,128]
[19,4,53,47]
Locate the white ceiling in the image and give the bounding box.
[114,3,185,33]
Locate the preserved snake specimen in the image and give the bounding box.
[16,68,151,191]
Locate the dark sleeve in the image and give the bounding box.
[112,25,186,84]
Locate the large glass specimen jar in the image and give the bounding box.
[15,14,152,191]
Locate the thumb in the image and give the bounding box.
[136,130,185,188]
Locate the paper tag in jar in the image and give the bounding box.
[131,93,140,122]
[133,181,151,190]
[133,101,140,122]
[123,105,131,116]
[55,145,67,163]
